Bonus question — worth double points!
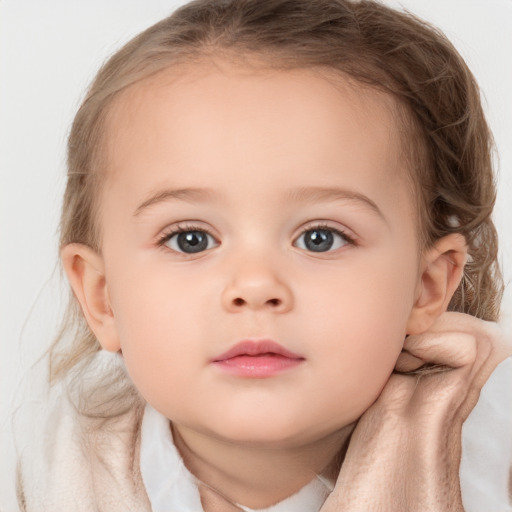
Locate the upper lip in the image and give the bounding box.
[212,339,304,362]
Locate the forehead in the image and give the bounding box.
[107,62,403,157]
[102,61,413,220]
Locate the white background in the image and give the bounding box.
[1,1,511,510]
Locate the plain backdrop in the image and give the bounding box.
[1,1,511,510]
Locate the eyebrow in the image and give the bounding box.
[133,185,386,222]
[134,187,216,216]
[286,186,387,222]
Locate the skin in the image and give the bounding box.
[322,312,511,512]
[62,61,476,509]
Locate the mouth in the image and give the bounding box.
[211,339,305,378]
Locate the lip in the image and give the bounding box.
[211,339,305,378]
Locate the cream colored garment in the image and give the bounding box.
[16,352,512,511]
[16,352,151,512]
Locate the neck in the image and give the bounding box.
[172,423,354,510]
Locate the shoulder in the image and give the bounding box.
[17,351,151,512]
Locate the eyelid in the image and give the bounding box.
[155,220,357,255]
[291,223,358,256]
[156,221,220,250]
[293,221,357,245]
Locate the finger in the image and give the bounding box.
[402,331,477,369]
[394,350,425,373]
[399,326,509,422]
[417,312,512,363]
[423,312,492,335]
[405,320,510,388]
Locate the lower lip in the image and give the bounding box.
[212,354,304,378]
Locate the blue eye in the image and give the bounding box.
[163,229,218,254]
[295,227,352,252]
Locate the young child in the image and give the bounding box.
[15,0,511,511]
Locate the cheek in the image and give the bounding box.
[300,254,417,408]
[303,249,417,341]
[105,264,209,397]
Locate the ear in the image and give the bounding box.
[406,234,467,335]
[61,243,121,352]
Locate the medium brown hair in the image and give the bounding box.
[51,0,503,382]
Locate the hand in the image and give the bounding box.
[321,312,512,512]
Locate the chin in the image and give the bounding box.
[203,412,336,449]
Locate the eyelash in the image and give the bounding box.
[299,223,356,247]
[157,222,217,247]
[156,222,357,253]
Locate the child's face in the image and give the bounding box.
[98,62,422,447]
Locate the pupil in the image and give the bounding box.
[305,229,333,252]
[177,231,208,253]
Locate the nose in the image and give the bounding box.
[221,260,293,314]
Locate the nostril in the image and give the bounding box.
[231,297,282,307]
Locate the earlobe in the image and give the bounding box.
[406,234,467,335]
[60,243,121,352]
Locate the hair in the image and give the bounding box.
[50,0,503,386]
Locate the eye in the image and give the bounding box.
[294,226,353,253]
[161,228,218,254]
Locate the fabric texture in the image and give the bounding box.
[16,352,151,512]
[16,351,512,511]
